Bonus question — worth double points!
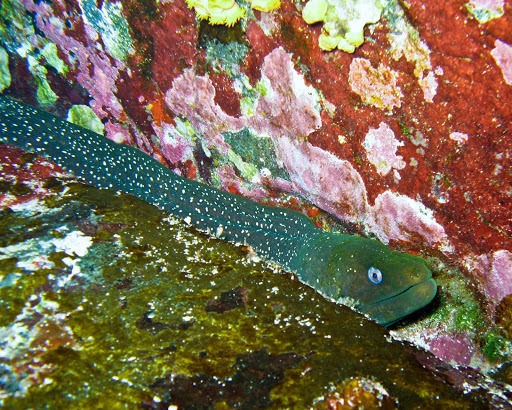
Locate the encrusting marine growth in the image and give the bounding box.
[0,96,437,326]
[302,0,384,52]
[185,0,245,27]
[185,0,281,27]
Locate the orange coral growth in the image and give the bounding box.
[149,97,174,127]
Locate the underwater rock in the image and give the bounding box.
[0,151,511,407]
[150,348,305,408]
[497,295,512,340]
[205,286,249,313]
[1,0,512,374]
[314,377,398,409]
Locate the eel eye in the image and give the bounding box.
[368,267,382,284]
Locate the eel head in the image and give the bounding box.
[313,235,437,326]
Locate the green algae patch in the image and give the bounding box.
[223,128,290,181]
[67,105,105,135]
[0,46,10,92]
[425,263,486,334]
[482,330,509,363]
[0,181,506,407]
[203,38,248,76]
[40,43,67,76]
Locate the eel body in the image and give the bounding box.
[0,96,437,326]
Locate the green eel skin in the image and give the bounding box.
[0,96,437,326]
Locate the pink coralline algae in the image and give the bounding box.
[368,191,447,246]
[272,136,370,220]
[491,39,512,85]
[18,0,150,146]
[165,68,245,153]
[244,50,360,219]
[271,133,446,245]
[250,47,322,139]
[247,49,369,216]
[420,328,484,368]
[348,58,403,111]
[159,123,194,165]
[362,122,406,177]
[104,122,131,144]
[466,250,512,307]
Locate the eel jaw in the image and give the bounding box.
[359,278,438,327]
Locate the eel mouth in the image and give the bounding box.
[359,278,438,327]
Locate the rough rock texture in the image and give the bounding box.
[1,0,512,375]
[0,144,511,407]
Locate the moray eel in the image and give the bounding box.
[0,96,437,326]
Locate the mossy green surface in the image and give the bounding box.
[0,180,503,408]
[67,105,105,135]
[223,128,289,181]
[482,330,509,363]
[0,47,10,93]
[424,263,486,334]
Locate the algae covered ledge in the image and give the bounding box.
[1,0,512,406]
[0,150,509,407]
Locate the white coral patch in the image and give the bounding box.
[449,132,469,144]
[51,231,93,257]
